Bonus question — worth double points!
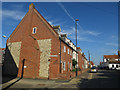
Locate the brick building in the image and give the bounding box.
[3,3,88,80]
[77,47,84,70]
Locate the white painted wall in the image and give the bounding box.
[104,58,109,62]
[84,59,88,69]
[108,64,120,69]
[115,59,118,61]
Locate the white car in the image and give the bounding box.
[90,66,98,73]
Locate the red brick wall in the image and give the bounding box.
[6,5,75,80]
[78,52,84,70]
[58,41,73,79]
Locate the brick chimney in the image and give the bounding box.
[29,3,35,11]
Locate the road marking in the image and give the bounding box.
[88,73,93,79]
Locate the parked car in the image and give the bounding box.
[90,66,98,73]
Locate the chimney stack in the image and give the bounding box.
[29,3,35,11]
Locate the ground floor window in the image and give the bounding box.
[68,62,69,71]
[63,62,66,71]
[70,63,72,70]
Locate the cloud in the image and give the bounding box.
[48,18,68,26]
[60,26,100,42]
[57,2,74,22]
[62,26,101,36]
[105,42,118,47]
[48,21,53,25]
[80,30,101,36]
[1,9,25,20]
[77,37,94,42]
[69,35,94,42]
[100,48,118,55]
[11,4,24,9]
[48,19,60,25]
[57,2,101,37]
[57,2,83,30]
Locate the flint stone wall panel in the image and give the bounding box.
[8,42,21,67]
[37,39,51,78]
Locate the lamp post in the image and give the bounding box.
[2,35,6,38]
[75,19,79,76]
[88,50,90,68]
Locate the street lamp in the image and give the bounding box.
[2,35,6,38]
[75,19,79,76]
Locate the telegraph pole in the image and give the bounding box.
[88,50,90,68]
[75,19,79,76]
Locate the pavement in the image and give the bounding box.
[1,70,90,89]
[1,69,120,89]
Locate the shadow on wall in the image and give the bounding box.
[2,45,18,83]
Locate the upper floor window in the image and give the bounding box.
[64,46,66,52]
[68,49,69,54]
[70,51,71,55]
[106,59,109,61]
[32,27,37,34]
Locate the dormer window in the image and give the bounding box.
[32,27,37,34]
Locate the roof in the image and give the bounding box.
[61,34,67,37]
[7,3,59,43]
[33,8,59,37]
[0,48,6,51]
[104,55,119,59]
[77,47,81,50]
[52,25,60,29]
[108,61,120,64]
[90,61,94,65]
[59,37,78,53]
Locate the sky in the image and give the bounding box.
[1,2,118,65]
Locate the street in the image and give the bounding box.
[77,69,120,88]
[1,69,120,89]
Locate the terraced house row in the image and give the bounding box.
[3,3,90,80]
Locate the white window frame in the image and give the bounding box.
[68,49,69,54]
[32,27,37,34]
[63,62,66,71]
[64,46,66,52]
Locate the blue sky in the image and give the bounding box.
[2,2,118,65]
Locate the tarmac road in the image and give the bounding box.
[77,69,120,88]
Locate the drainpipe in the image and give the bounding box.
[60,40,61,73]
[21,59,25,79]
